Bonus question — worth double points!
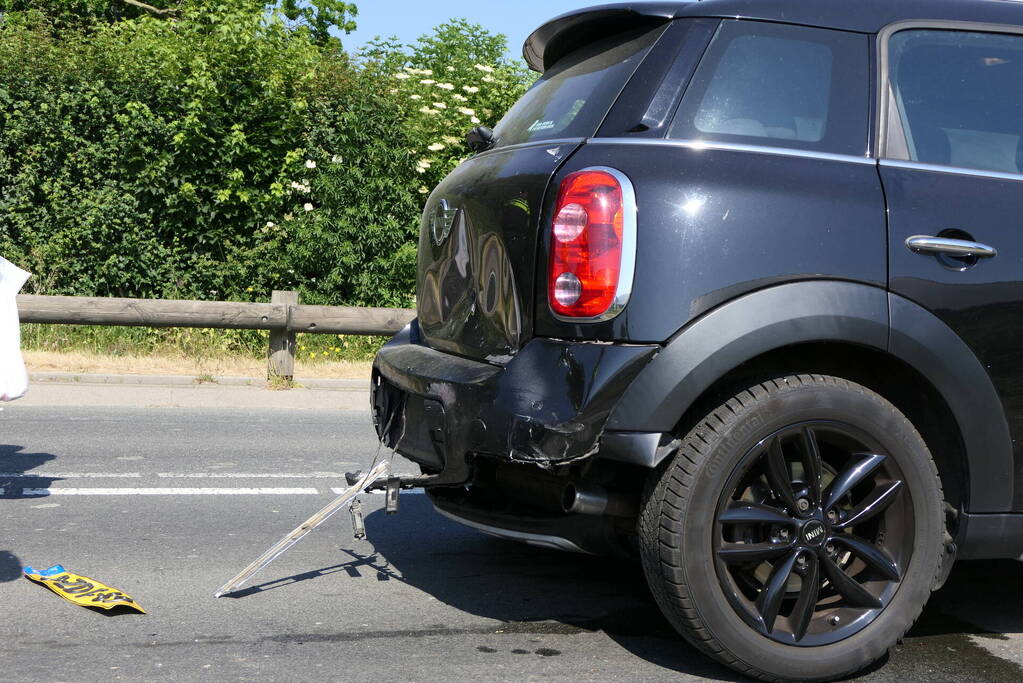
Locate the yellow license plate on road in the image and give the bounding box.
[24,564,145,613]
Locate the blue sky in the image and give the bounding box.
[339,1,603,59]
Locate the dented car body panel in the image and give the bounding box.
[416,143,582,364]
[373,319,657,484]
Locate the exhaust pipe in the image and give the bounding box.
[562,483,637,518]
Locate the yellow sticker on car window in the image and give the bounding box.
[23,565,145,613]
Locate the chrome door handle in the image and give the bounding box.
[905,235,997,259]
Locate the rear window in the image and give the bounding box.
[669,20,869,156]
[493,25,665,147]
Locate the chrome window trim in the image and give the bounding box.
[587,137,874,165]
[548,165,638,324]
[880,159,1023,184]
[875,20,1023,161]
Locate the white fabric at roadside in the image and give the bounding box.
[0,257,31,402]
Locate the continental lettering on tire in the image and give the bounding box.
[23,564,145,613]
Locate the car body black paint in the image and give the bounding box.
[595,18,718,139]
[532,143,886,342]
[525,0,1023,71]
[374,2,1023,565]
[604,281,1015,513]
[883,166,1023,511]
[416,142,580,363]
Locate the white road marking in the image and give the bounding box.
[0,472,142,478]
[17,488,320,496]
[156,472,349,479]
[2,472,352,479]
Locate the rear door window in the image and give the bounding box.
[492,24,666,148]
[886,29,1023,174]
[669,20,870,156]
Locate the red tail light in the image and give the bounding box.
[548,167,636,320]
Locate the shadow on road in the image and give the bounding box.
[920,559,1023,635]
[0,444,60,499]
[0,549,22,582]
[233,496,1023,680]
[235,496,742,680]
[1,444,61,585]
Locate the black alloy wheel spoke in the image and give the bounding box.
[719,502,794,526]
[823,452,887,512]
[714,422,909,646]
[833,481,904,530]
[756,549,800,633]
[833,534,901,582]
[718,541,794,565]
[764,437,800,513]
[799,427,824,505]
[820,556,884,609]
[790,552,820,641]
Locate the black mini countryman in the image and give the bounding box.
[371,1,1023,679]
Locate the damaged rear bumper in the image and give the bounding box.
[371,320,658,485]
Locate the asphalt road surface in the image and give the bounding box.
[3,383,1023,682]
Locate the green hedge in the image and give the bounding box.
[0,3,532,307]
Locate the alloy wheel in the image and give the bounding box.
[713,421,913,646]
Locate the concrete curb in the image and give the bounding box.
[29,372,371,392]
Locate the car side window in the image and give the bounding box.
[886,29,1023,174]
[669,20,869,156]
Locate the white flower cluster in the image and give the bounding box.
[457,107,481,124]
[387,57,525,183]
[290,180,311,194]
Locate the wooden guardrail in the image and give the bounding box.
[16,290,416,380]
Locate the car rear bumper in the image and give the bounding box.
[371,320,658,486]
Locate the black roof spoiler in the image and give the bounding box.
[523,2,682,73]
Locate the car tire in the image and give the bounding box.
[639,374,944,682]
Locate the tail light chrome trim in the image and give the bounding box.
[548,165,637,323]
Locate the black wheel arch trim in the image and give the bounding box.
[605,280,1014,513]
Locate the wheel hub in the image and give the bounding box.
[801,519,827,547]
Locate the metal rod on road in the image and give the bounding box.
[213,459,390,598]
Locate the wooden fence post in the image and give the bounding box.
[268,290,298,381]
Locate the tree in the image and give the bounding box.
[0,0,358,43]
[279,0,356,47]
[363,19,535,192]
